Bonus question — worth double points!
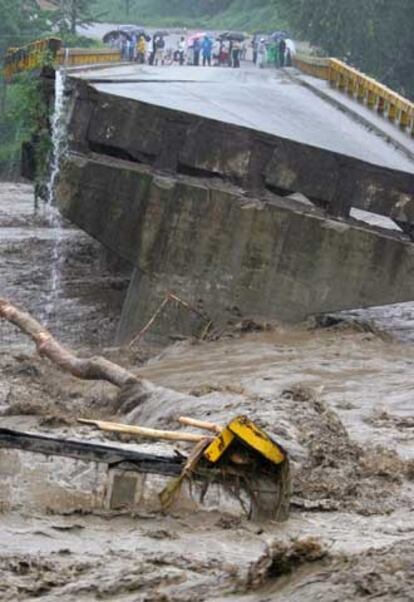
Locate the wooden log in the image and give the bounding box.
[79,418,213,443]
[178,416,222,433]
[0,298,149,390]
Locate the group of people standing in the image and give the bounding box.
[217,39,243,68]
[119,33,167,65]
[190,36,213,66]
[119,33,149,63]
[187,36,244,68]
[254,36,294,69]
[117,30,294,70]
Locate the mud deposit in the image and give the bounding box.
[1,183,414,601]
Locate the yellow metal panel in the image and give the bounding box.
[203,427,235,463]
[228,416,285,465]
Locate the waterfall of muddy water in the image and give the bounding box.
[42,69,68,325]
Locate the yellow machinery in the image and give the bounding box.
[198,415,290,521]
[78,414,291,521]
[204,415,286,465]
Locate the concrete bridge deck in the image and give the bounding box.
[74,64,414,175]
[56,63,414,341]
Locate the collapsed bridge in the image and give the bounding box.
[21,56,412,340]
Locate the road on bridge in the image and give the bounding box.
[73,63,414,175]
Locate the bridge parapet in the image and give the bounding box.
[294,54,414,135]
[3,38,121,80]
[3,38,62,80]
[55,47,121,68]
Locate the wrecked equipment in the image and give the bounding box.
[0,416,290,521]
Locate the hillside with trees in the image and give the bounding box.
[97,0,284,31]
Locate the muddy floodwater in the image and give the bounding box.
[1,183,414,601]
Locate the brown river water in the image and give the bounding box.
[1,183,413,601]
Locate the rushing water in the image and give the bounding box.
[42,69,68,324]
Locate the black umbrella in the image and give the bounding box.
[103,28,150,43]
[271,30,290,41]
[219,31,247,42]
[137,32,152,42]
[153,30,170,37]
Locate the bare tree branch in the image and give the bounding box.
[0,297,148,389]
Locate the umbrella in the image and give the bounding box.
[271,30,290,41]
[218,31,247,42]
[153,30,170,37]
[103,28,150,43]
[187,32,207,47]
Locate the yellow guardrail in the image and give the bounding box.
[3,38,62,80]
[292,54,330,80]
[293,54,414,136]
[55,47,121,68]
[3,38,121,80]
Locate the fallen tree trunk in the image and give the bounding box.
[0,298,148,389]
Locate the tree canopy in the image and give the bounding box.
[279,0,414,97]
[48,1,100,35]
[0,1,48,57]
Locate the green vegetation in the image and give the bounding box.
[281,0,414,98]
[0,1,103,181]
[95,0,285,30]
[0,1,48,179]
[0,74,49,179]
[45,1,102,35]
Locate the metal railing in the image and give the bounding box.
[3,37,121,80]
[3,38,62,80]
[293,54,414,136]
[55,47,121,68]
[292,53,330,80]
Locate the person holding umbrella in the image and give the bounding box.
[149,35,157,65]
[257,37,266,69]
[232,39,241,68]
[154,35,166,66]
[192,37,201,66]
[278,38,287,68]
[136,35,147,64]
[177,36,187,66]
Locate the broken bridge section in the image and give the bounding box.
[57,66,414,341]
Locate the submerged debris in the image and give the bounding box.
[243,537,328,590]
